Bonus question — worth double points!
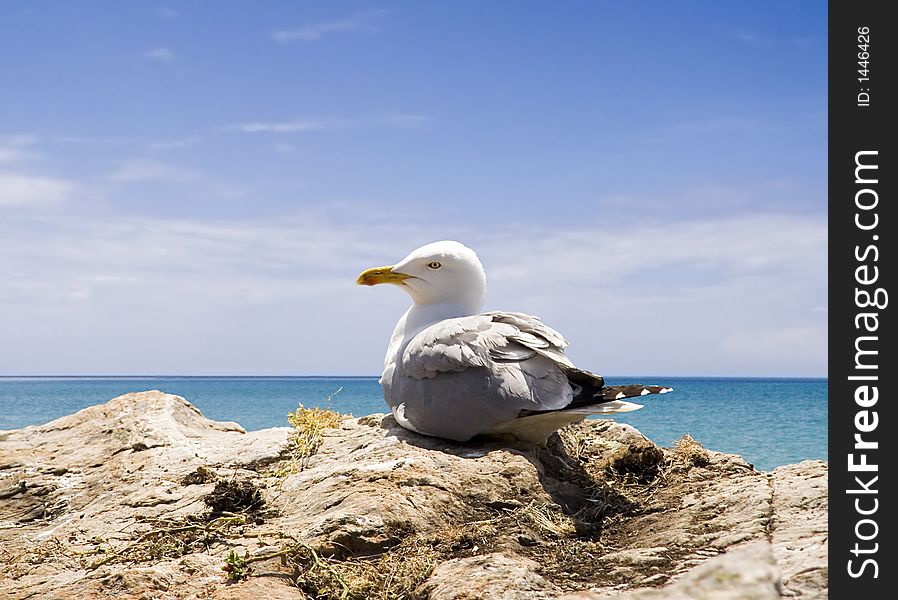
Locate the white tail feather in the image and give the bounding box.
[561,400,644,415]
[484,401,643,444]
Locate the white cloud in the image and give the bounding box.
[104,159,198,183]
[0,134,39,145]
[0,147,35,164]
[223,114,431,134]
[670,117,774,134]
[0,134,41,164]
[270,10,385,43]
[142,47,175,62]
[732,31,775,49]
[0,208,826,376]
[594,179,813,217]
[480,213,827,376]
[225,118,347,134]
[723,327,825,369]
[0,173,76,208]
[94,158,246,203]
[54,135,134,145]
[148,137,203,150]
[480,216,823,283]
[0,134,40,149]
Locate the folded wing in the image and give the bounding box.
[383,311,669,442]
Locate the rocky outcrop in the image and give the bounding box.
[0,391,827,599]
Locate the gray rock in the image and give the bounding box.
[420,553,560,599]
[0,391,827,599]
[563,542,781,599]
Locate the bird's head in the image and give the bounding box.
[357,240,486,310]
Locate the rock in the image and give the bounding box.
[0,391,827,599]
[563,542,781,599]
[420,553,560,599]
[770,461,828,598]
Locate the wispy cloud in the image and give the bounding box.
[224,118,347,134]
[0,134,39,146]
[0,134,41,164]
[735,31,817,51]
[482,213,826,290]
[224,113,431,134]
[670,116,774,134]
[104,159,198,184]
[157,6,179,20]
[54,135,135,145]
[96,158,245,202]
[0,173,76,208]
[732,31,774,49]
[270,10,385,43]
[142,47,175,62]
[0,147,31,164]
[148,136,203,150]
[593,177,817,219]
[0,207,826,376]
[723,326,825,367]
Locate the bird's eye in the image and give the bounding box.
[426,261,442,270]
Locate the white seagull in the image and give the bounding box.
[357,240,671,444]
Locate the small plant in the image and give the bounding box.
[276,389,345,476]
[182,465,218,486]
[518,502,576,538]
[605,443,665,483]
[205,478,264,515]
[674,434,711,467]
[83,514,246,570]
[222,548,250,582]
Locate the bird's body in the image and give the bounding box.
[358,241,670,443]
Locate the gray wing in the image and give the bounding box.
[384,312,578,441]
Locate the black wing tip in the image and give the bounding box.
[599,384,674,401]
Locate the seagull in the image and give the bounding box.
[357,240,671,444]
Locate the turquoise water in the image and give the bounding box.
[0,376,826,471]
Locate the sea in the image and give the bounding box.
[0,376,826,472]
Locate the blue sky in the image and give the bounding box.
[0,1,827,376]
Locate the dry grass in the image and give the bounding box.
[1,514,248,578]
[287,535,439,600]
[234,522,489,599]
[673,434,711,467]
[274,400,345,477]
[86,514,247,570]
[258,500,589,597]
[517,502,576,538]
[604,443,666,484]
[298,519,505,598]
[1,538,79,579]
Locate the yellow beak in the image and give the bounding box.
[356,265,414,286]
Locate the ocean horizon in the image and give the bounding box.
[0,375,827,472]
